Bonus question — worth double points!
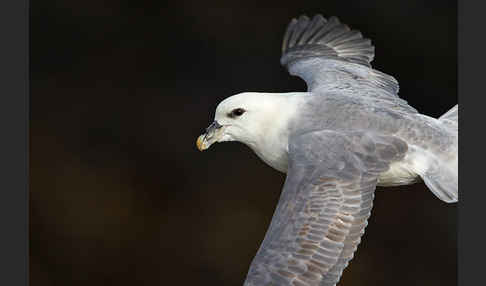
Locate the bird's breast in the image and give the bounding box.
[251,139,289,173]
[377,160,420,186]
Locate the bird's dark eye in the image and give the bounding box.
[228,108,246,118]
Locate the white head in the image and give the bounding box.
[196,92,297,151]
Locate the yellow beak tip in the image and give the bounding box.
[196,135,205,151]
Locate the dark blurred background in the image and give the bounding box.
[30,1,457,285]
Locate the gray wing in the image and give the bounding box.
[281,15,374,69]
[280,14,414,112]
[243,130,408,286]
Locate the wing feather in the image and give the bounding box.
[279,14,414,112]
[243,131,408,286]
[281,15,373,68]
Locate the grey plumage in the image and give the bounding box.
[281,15,374,68]
[240,14,458,286]
[244,131,407,286]
[196,13,457,286]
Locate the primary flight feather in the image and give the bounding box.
[196,14,458,286]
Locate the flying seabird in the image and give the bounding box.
[196,14,458,286]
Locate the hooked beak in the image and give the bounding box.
[196,121,224,151]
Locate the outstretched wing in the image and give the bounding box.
[243,130,408,286]
[280,14,404,103]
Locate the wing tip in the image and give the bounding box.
[281,14,375,68]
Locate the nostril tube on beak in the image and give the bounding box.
[206,121,222,133]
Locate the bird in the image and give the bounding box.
[196,14,458,286]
